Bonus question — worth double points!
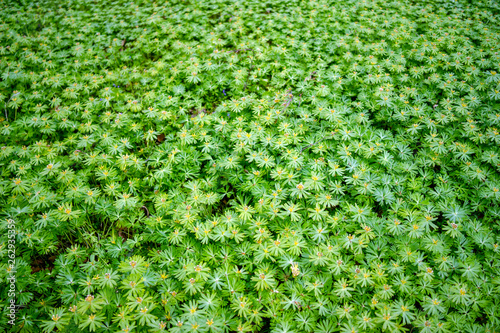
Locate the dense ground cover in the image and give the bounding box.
[1,0,500,331]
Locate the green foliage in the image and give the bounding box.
[1,0,500,332]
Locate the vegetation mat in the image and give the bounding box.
[1,0,500,332]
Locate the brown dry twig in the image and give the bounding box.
[141,206,150,217]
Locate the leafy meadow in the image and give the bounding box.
[1,0,500,332]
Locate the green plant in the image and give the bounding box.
[1,0,500,332]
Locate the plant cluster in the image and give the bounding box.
[1,0,500,332]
